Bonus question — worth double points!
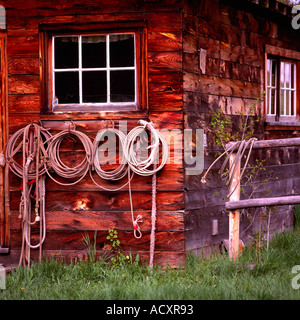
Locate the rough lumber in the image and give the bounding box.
[226,137,300,150]
[226,195,300,210]
[228,153,240,260]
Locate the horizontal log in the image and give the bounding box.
[8,56,39,75]
[7,11,182,32]
[225,195,300,210]
[148,71,183,93]
[8,94,40,114]
[9,170,184,193]
[4,0,182,13]
[10,210,184,232]
[4,249,186,268]
[8,114,40,133]
[196,74,261,98]
[226,137,300,150]
[10,230,185,252]
[147,31,182,52]
[8,75,40,94]
[148,51,182,71]
[7,31,39,55]
[148,92,183,111]
[10,190,184,212]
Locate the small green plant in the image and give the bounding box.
[107,228,121,250]
[210,108,231,150]
[107,228,139,268]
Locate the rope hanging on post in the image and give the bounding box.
[201,138,256,195]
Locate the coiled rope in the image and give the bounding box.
[45,129,93,186]
[201,138,257,196]
[89,128,142,239]
[124,120,168,268]
[1,123,51,267]
[2,120,168,268]
[124,120,169,176]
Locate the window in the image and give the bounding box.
[40,23,147,113]
[266,57,297,121]
[265,45,300,124]
[53,34,136,106]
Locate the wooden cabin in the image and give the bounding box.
[0,0,300,267]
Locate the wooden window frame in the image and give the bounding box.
[265,45,300,125]
[266,57,297,121]
[39,21,148,114]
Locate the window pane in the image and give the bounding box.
[286,90,290,116]
[110,34,134,67]
[292,91,296,116]
[285,62,291,88]
[55,72,79,104]
[280,62,285,88]
[280,89,284,115]
[271,89,276,115]
[82,35,106,68]
[82,71,107,103]
[291,63,296,89]
[271,60,276,86]
[267,59,270,86]
[110,70,135,102]
[55,37,78,69]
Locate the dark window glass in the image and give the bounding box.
[110,70,135,102]
[110,34,134,67]
[82,71,107,103]
[55,72,79,103]
[82,35,106,68]
[55,37,78,69]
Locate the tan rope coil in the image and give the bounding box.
[45,129,93,186]
[1,123,51,267]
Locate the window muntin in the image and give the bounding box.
[266,57,297,120]
[52,33,136,108]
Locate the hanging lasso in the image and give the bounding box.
[45,129,93,186]
[1,120,168,269]
[124,120,169,176]
[1,123,51,267]
[124,120,168,268]
[89,127,132,190]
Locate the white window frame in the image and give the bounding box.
[266,58,277,116]
[52,33,137,108]
[280,61,296,117]
[266,57,297,122]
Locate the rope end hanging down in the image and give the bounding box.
[0,152,5,167]
[200,138,257,198]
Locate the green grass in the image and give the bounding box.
[1,227,300,300]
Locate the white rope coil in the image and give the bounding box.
[45,130,93,186]
[3,120,168,267]
[5,124,51,179]
[89,128,133,191]
[124,120,168,176]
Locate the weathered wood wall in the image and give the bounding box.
[0,0,185,267]
[1,0,300,266]
[183,0,299,255]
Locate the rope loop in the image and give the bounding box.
[45,129,93,186]
[124,120,168,176]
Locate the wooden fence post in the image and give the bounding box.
[228,152,240,260]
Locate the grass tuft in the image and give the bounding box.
[1,227,300,300]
